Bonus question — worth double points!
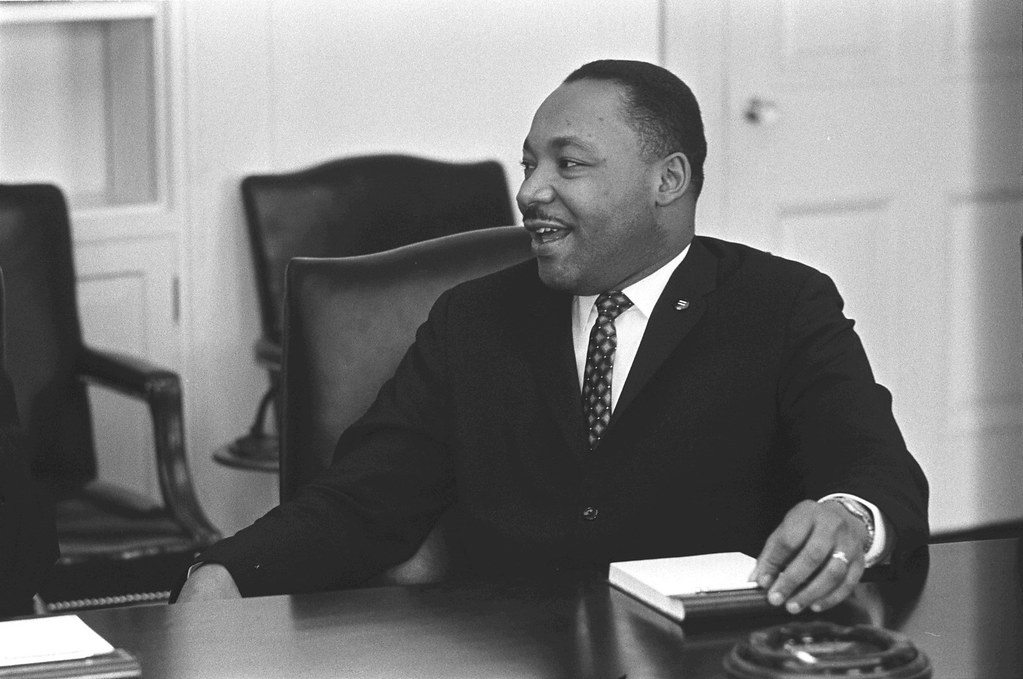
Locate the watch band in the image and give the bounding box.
[823,497,875,552]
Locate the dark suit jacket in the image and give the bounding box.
[201,236,928,596]
[0,368,58,618]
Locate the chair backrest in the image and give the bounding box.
[0,184,95,484]
[242,154,515,347]
[280,226,533,501]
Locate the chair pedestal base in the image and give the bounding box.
[213,433,280,473]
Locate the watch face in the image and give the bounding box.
[723,621,932,679]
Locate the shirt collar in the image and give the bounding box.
[575,242,693,321]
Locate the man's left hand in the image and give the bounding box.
[750,500,870,614]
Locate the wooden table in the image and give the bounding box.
[81,537,1023,678]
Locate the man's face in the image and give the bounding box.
[518,79,670,295]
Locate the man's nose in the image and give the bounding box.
[516,168,555,213]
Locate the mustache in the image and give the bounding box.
[521,206,571,227]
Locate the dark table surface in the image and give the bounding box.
[80,537,1023,678]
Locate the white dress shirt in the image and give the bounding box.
[570,243,888,566]
[572,245,691,410]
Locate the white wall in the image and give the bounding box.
[180,0,661,535]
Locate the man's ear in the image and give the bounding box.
[654,153,691,207]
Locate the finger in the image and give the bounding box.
[766,501,861,610]
[766,528,836,610]
[808,557,865,612]
[752,502,816,590]
[787,549,865,614]
[753,525,808,592]
[765,503,859,609]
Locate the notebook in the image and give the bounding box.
[609,552,773,622]
[0,616,140,678]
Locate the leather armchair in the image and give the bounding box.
[281,226,533,583]
[0,183,219,611]
[232,155,514,468]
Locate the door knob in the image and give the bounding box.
[744,97,780,126]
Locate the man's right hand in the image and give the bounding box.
[176,564,242,602]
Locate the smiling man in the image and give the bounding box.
[520,70,696,296]
[178,60,928,615]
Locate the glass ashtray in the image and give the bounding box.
[723,620,931,678]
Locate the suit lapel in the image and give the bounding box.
[613,237,719,418]
[521,279,590,457]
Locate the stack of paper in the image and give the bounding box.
[0,616,139,678]
[609,552,771,622]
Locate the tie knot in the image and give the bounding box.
[595,291,632,321]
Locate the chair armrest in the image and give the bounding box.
[79,346,176,399]
[78,347,221,546]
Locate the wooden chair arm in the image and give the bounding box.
[78,347,220,545]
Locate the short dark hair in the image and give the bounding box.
[564,60,706,198]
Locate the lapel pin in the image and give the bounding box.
[674,299,690,311]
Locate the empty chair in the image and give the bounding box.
[228,155,515,468]
[0,183,219,611]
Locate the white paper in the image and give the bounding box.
[0,615,114,667]
[611,551,760,595]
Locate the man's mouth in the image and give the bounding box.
[524,221,572,246]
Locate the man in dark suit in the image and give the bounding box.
[179,60,928,615]
[0,365,58,618]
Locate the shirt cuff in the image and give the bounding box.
[818,493,889,568]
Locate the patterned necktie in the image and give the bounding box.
[582,291,633,450]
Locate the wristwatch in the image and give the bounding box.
[823,497,875,553]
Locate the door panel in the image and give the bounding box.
[76,236,180,504]
[667,0,1023,532]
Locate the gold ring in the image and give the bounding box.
[830,550,850,565]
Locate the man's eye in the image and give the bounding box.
[559,159,582,169]
[520,160,535,175]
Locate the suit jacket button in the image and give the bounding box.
[582,506,599,521]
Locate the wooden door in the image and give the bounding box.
[666,0,1023,532]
